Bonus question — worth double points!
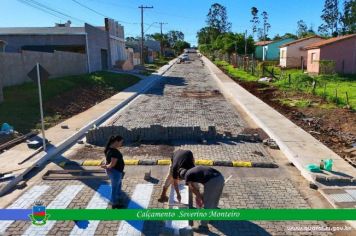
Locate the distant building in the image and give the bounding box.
[254,41,272,60]
[261,38,295,61]
[304,34,356,74]
[279,36,324,68]
[125,39,160,63]
[0,18,126,72]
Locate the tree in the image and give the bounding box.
[297,20,309,38]
[166,30,184,47]
[250,7,260,38]
[261,11,271,40]
[273,33,298,40]
[206,3,231,33]
[340,0,356,34]
[173,40,191,53]
[319,0,340,36]
[196,26,220,45]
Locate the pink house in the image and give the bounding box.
[304,34,356,74]
[279,36,324,68]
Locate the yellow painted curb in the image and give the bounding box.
[82,160,103,166]
[124,159,139,165]
[232,161,252,167]
[157,159,171,165]
[195,160,214,166]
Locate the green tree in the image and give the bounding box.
[196,26,220,45]
[250,7,260,38]
[167,30,184,47]
[173,40,191,53]
[260,11,271,40]
[206,3,231,33]
[212,33,255,55]
[319,0,340,36]
[297,20,309,38]
[340,0,356,34]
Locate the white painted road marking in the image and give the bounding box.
[0,185,50,234]
[22,185,84,236]
[69,185,111,236]
[166,183,190,235]
[116,183,154,236]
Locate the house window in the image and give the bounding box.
[311,53,316,64]
[0,41,6,52]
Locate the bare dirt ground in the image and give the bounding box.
[44,85,117,120]
[236,80,356,167]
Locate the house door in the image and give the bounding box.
[101,49,108,70]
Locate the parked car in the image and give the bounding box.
[181,54,189,61]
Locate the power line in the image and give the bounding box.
[19,0,85,22]
[17,0,68,21]
[71,0,139,25]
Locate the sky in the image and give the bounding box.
[0,0,329,45]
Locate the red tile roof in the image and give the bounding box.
[255,41,273,46]
[279,36,323,48]
[304,34,356,50]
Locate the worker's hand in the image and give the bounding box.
[100,164,108,169]
[177,193,181,203]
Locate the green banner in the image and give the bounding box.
[46,209,356,221]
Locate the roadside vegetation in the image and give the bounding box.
[143,57,171,75]
[215,60,356,109]
[0,72,141,133]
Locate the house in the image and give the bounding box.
[0,18,126,72]
[279,36,324,68]
[304,34,356,74]
[254,41,272,60]
[260,38,295,61]
[125,39,161,63]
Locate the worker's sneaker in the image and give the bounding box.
[158,195,169,203]
[112,203,125,209]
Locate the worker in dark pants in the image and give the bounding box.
[179,166,225,232]
[158,150,195,203]
[101,135,125,209]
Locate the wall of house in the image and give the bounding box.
[307,48,321,74]
[85,23,110,72]
[320,37,356,74]
[283,38,325,68]
[0,34,86,53]
[255,46,264,59]
[0,50,87,87]
[105,18,126,67]
[264,38,295,61]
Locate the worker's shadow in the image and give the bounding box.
[208,221,271,236]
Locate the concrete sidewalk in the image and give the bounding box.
[0,58,177,196]
[203,56,356,227]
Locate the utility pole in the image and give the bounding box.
[158,22,167,57]
[139,5,153,65]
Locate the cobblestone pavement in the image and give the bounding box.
[2,175,344,236]
[106,57,246,136]
[2,55,354,236]
[68,140,273,163]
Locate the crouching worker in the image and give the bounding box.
[179,166,224,231]
[101,135,125,209]
[158,150,195,203]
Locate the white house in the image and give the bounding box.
[279,36,324,68]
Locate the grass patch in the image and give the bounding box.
[214,60,356,109]
[0,71,141,133]
[143,57,170,75]
[279,98,312,108]
[215,60,258,81]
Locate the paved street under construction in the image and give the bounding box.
[1,54,354,236]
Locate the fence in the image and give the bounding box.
[0,50,87,87]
